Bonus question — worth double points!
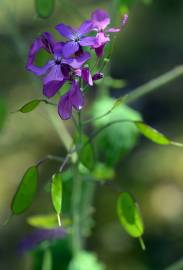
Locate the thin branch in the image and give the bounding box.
[36,155,65,167]
[84,66,183,125]
[126,65,183,104]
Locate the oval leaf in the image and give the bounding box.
[51,173,62,215]
[135,121,170,145]
[35,0,55,18]
[117,192,144,238]
[11,166,38,215]
[27,214,71,229]
[19,99,41,113]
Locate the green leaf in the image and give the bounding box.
[35,0,55,18]
[27,214,71,229]
[91,97,141,165]
[68,251,105,270]
[51,173,62,215]
[135,122,171,145]
[92,163,115,181]
[17,99,54,113]
[27,214,58,229]
[117,192,144,238]
[18,99,41,113]
[11,166,38,215]
[78,135,95,171]
[42,249,52,270]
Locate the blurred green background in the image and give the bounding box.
[0,0,183,269]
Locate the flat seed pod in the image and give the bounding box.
[135,122,170,145]
[117,192,144,238]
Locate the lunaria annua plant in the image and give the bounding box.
[6,6,183,270]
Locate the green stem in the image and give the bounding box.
[71,111,83,255]
[80,180,95,240]
[57,214,62,227]
[71,163,83,254]
[138,236,146,251]
[126,65,183,104]
[36,155,65,167]
[84,65,183,125]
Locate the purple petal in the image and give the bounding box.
[82,67,93,86]
[61,64,71,79]
[77,20,93,36]
[121,14,128,27]
[55,23,75,39]
[69,80,84,111]
[107,27,120,33]
[54,42,65,58]
[94,32,110,48]
[95,44,105,57]
[79,36,98,47]
[92,72,104,81]
[41,32,55,54]
[17,228,66,254]
[27,60,54,76]
[64,52,91,69]
[26,35,54,76]
[43,80,65,98]
[74,68,82,77]
[91,9,110,30]
[58,91,72,120]
[63,41,79,58]
[43,65,64,84]
[43,65,65,97]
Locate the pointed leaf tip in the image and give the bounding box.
[18,99,41,113]
[135,122,170,145]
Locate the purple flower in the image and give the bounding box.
[75,67,93,86]
[91,9,120,57]
[55,20,98,58]
[17,228,66,254]
[58,80,84,120]
[121,14,128,27]
[92,72,104,81]
[82,67,93,86]
[26,32,90,98]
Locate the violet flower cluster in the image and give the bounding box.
[26,10,128,120]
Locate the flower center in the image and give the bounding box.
[55,59,62,65]
[74,37,80,42]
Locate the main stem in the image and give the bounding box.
[71,111,83,255]
[71,162,82,254]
